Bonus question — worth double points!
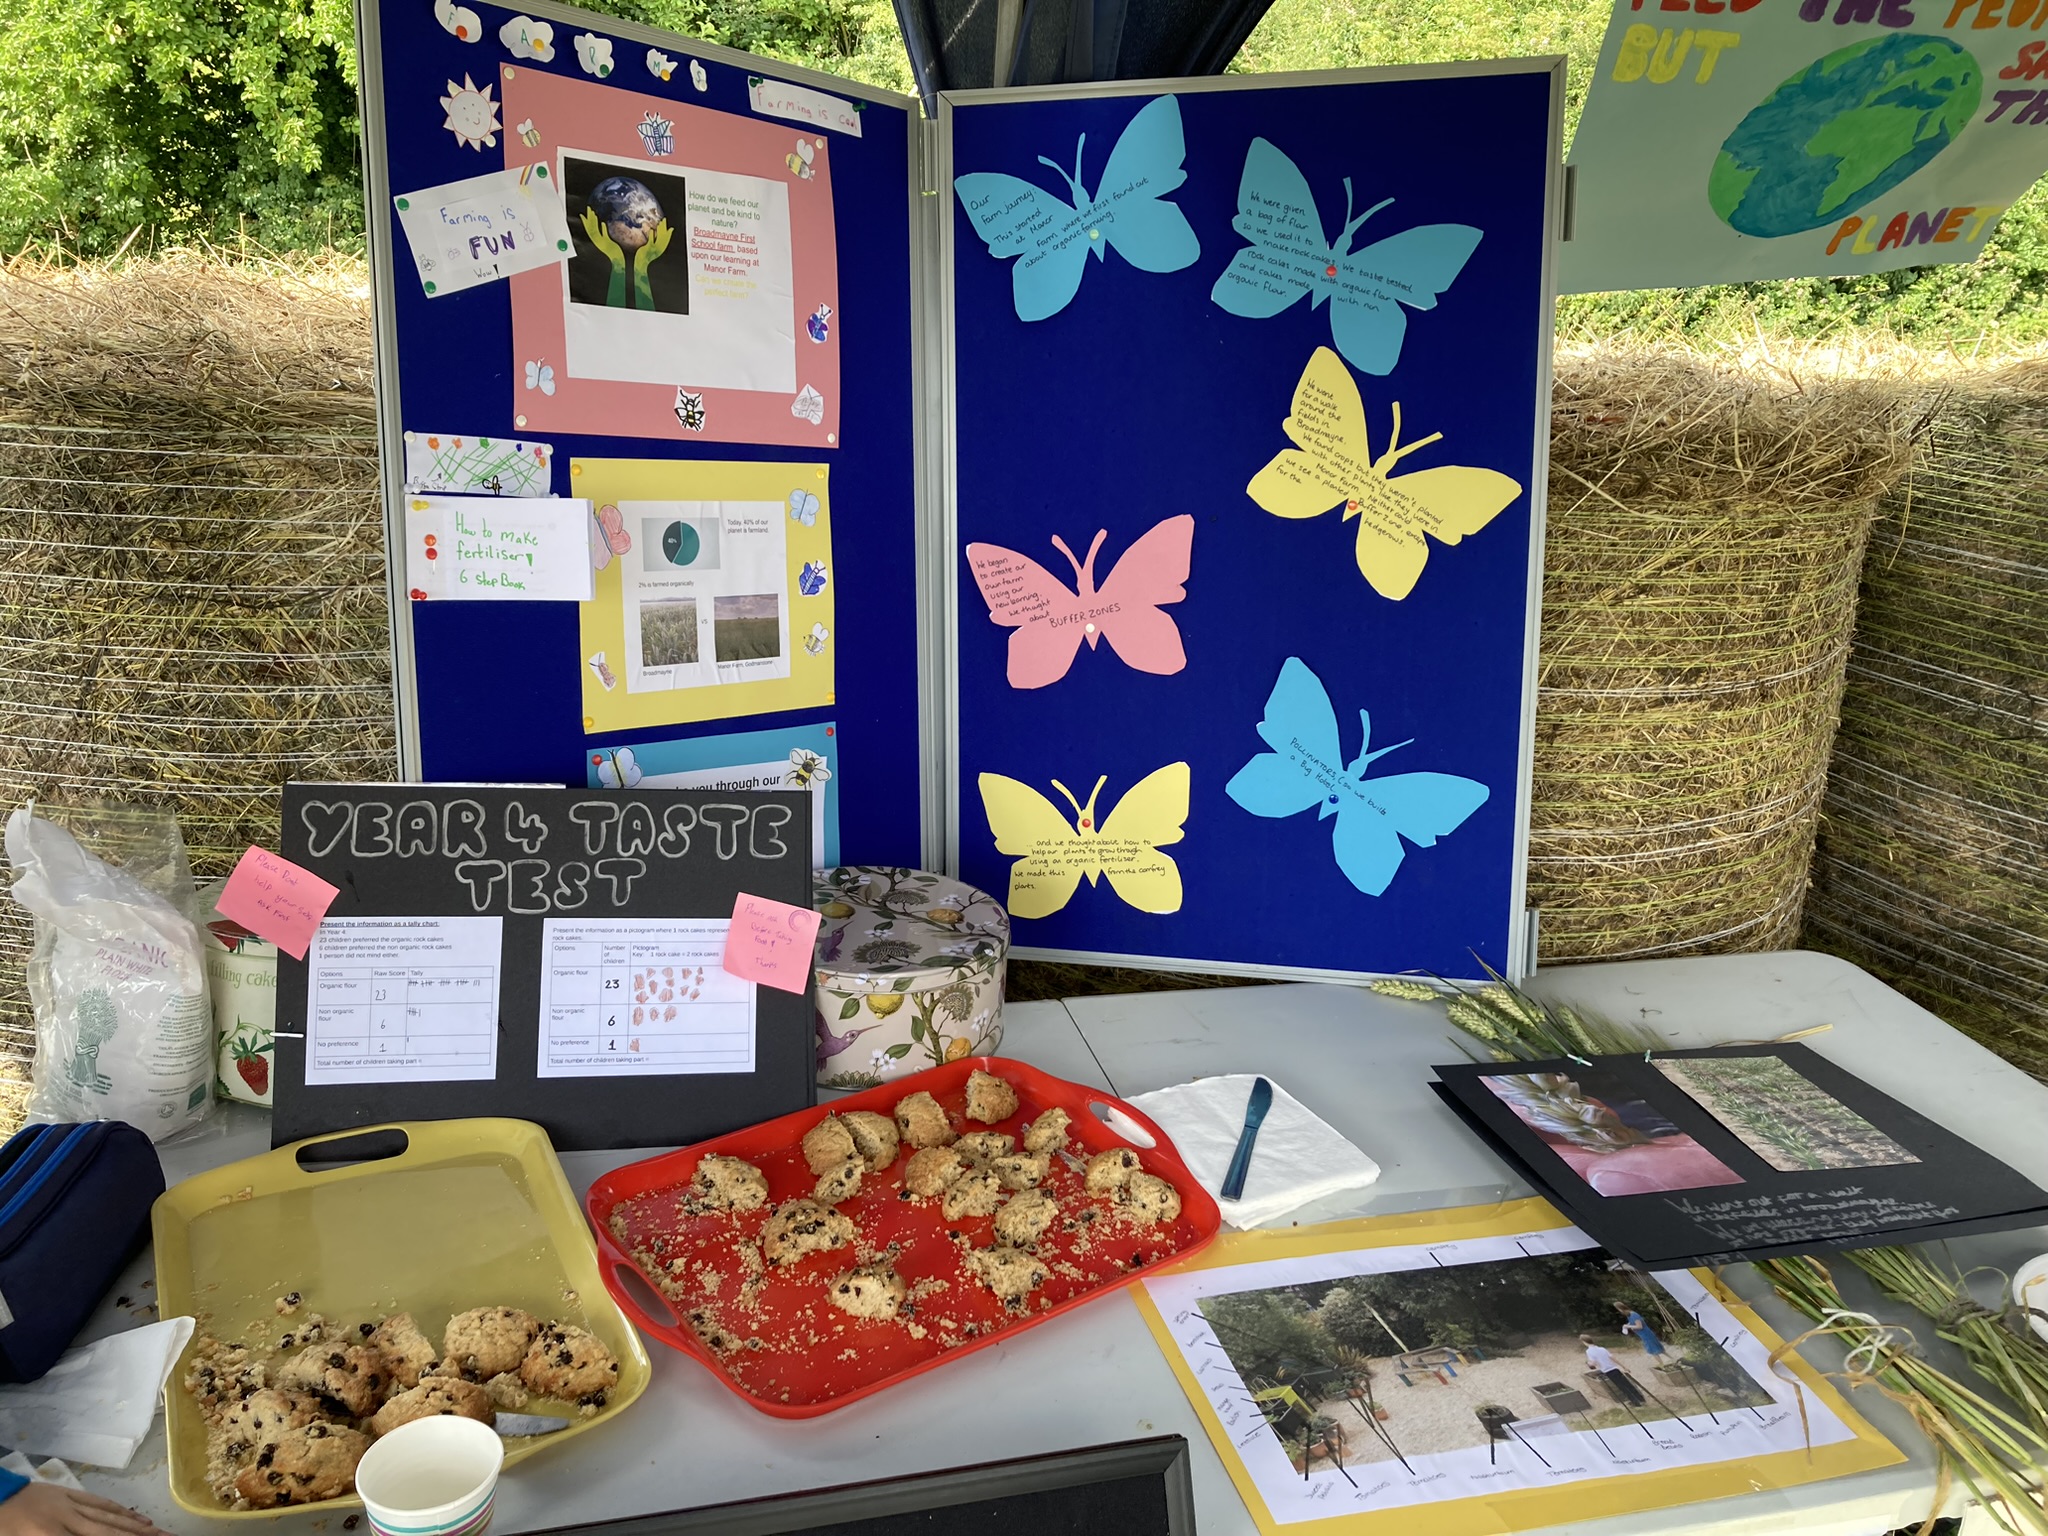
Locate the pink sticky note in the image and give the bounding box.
[722,892,823,995]
[216,845,341,961]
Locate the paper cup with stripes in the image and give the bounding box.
[355,1416,504,1536]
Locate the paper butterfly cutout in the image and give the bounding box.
[1212,138,1481,378]
[789,489,820,527]
[966,514,1193,690]
[1250,347,1521,601]
[798,560,829,596]
[588,504,631,572]
[594,746,642,788]
[807,303,832,343]
[587,651,617,691]
[792,385,825,424]
[674,389,706,431]
[1226,657,1486,897]
[952,94,1200,323]
[524,359,555,396]
[979,764,1189,918]
[803,622,830,656]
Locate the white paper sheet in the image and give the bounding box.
[1142,1224,1855,1526]
[394,165,574,297]
[403,430,554,497]
[404,495,595,602]
[536,917,756,1078]
[621,499,791,693]
[305,917,502,1084]
[747,76,862,137]
[637,756,829,874]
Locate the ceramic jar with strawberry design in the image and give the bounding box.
[203,918,276,1105]
[812,867,1008,1090]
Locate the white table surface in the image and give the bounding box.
[57,951,2048,1534]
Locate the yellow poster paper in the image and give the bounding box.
[575,457,834,733]
[977,763,1189,918]
[1134,1198,1902,1536]
[1248,347,1522,603]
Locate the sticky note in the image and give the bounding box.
[216,846,341,961]
[721,893,821,994]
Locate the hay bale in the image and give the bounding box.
[1803,366,2048,1081]
[1531,349,1912,962]
[0,253,395,1078]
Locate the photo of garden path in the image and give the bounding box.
[1200,1250,1773,1473]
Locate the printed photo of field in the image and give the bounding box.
[640,597,699,667]
[714,593,781,661]
[1654,1055,1920,1172]
[1199,1249,1774,1477]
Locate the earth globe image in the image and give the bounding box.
[1708,34,1980,239]
[587,175,664,250]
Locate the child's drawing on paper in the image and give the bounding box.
[571,168,680,312]
[441,74,501,150]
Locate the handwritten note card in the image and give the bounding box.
[747,76,861,137]
[721,893,821,994]
[393,165,575,297]
[405,495,596,602]
[218,846,340,961]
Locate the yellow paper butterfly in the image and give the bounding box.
[1248,346,1523,601]
[978,764,1189,919]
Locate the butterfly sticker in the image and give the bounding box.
[588,503,631,572]
[594,746,642,788]
[1250,347,1521,601]
[966,514,1194,689]
[587,651,617,691]
[1226,657,1486,897]
[791,385,825,425]
[524,359,555,396]
[789,489,820,527]
[1212,138,1481,378]
[798,560,829,596]
[952,94,1200,323]
[806,303,832,343]
[803,622,830,656]
[978,764,1189,918]
[674,389,707,431]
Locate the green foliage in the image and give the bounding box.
[1200,1290,1338,1384]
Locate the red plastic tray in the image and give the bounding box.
[586,1056,1220,1417]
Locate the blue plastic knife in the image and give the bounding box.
[1219,1077,1274,1201]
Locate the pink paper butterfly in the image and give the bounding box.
[966,514,1195,689]
[588,503,632,571]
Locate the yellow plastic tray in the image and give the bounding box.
[153,1118,651,1519]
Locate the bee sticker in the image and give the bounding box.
[674,389,707,431]
[803,622,830,657]
[786,138,816,180]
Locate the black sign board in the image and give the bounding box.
[274,783,815,1151]
[1434,1044,2048,1267]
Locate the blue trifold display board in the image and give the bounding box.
[363,0,925,869]
[361,0,1558,982]
[944,69,1559,979]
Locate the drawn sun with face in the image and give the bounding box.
[440,74,501,151]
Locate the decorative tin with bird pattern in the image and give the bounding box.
[811,867,1008,1089]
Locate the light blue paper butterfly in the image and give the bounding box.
[1225,656,1488,896]
[953,94,1200,323]
[789,489,819,526]
[1211,138,1482,377]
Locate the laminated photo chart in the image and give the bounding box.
[1134,1199,1900,1536]
[272,783,814,1150]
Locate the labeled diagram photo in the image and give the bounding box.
[563,154,690,316]
[1482,1069,1744,1195]
[1654,1055,1920,1172]
[1198,1249,1774,1476]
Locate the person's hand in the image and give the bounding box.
[0,1483,170,1536]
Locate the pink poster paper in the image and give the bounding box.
[722,892,823,994]
[216,845,342,961]
[503,64,840,449]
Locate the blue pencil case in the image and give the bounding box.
[0,1121,163,1383]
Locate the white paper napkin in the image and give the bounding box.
[0,1316,194,1468]
[1126,1075,1380,1228]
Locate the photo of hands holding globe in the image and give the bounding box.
[565,157,690,316]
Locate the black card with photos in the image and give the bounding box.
[1432,1044,2048,1267]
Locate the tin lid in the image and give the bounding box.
[812,867,1008,993]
